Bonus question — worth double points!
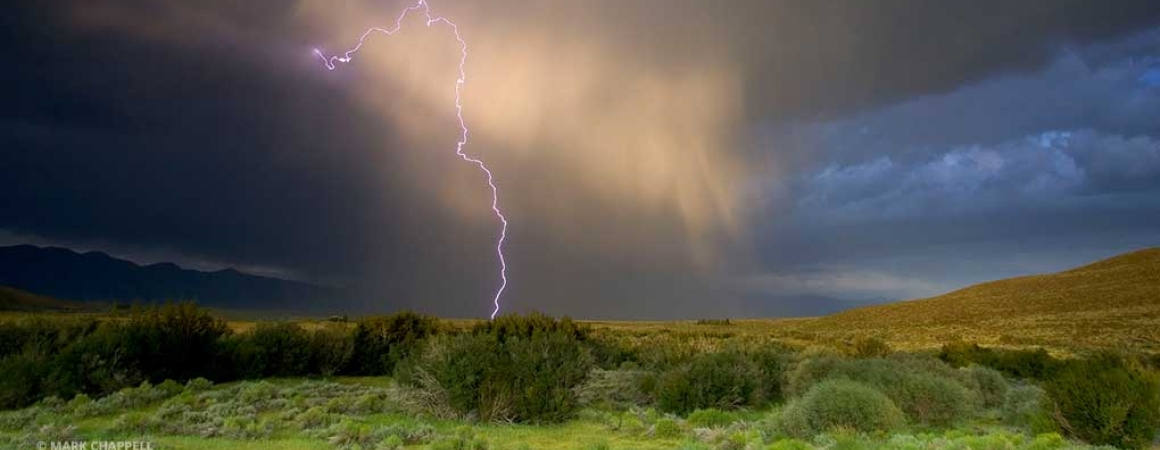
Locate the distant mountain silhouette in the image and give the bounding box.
[0,245,346,310]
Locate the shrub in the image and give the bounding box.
[890,372,978,427]
[959,365,1009,409]
[777,379,904,438]
[122,302,230,383]
[748,347,794,405]
[247,322,313,377]
[398,316,593,423]
[575,368,653,409]
[294,406,338,429]
[326,419,378,448]
[376,421,437,445]
[849,337,891,358]
[378,434,406,450]
[185,377,213,392]
[653,417,682,437]
[473,312,586,342]
[939,342,1061,380]
[43,323,144,399]
[349,311,441,375]
[658,351,758,414]
[0,352,45,409]
[505,332,594,422]
[310,323,355,376]
[1040,354,1160,449]
[1002,383,1046,430]
[786,356,980,426]
[156,379,184,398]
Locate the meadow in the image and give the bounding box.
[1,303,1158,450]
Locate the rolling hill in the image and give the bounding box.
[0,284,95,312]
[0,245,348,311]
[787,247,1160,351]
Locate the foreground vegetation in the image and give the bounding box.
[2,303,1159,449]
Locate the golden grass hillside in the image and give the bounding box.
[782,247,1160,352]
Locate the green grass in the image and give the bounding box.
[1,376,1133,450]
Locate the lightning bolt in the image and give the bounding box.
[314,0,508,319]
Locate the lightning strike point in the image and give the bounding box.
[315,0,508,320]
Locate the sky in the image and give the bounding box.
[3,0,1160,318]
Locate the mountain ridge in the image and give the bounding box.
[0,245,347,311]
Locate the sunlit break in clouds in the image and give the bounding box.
[313,0,509,319]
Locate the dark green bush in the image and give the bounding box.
[219,334,263,380]
[43,323,143,399]
[939,342,1061,380]
[472,312,587,342]
[309,324,354,377]
[778,379,904,438]
[890,372,977,427]
[348,311,441,376]
[1040,354,1160,449]
[505,332,593,422]
[657,351,757,414]
[747,347,794,405]
[399,315,592,423]
[0,352,45,409]
[120,303,230,383]
[246,322,312,377]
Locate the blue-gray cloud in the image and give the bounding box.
[750,32,1160,303]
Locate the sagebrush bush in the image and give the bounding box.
[575,368,653,409]
[652,417,682,437]
[959,365,1009,409]
[185,377,213,392]
[891,372,978,427]
[657,351,758,414]
[398,316,592,423]
[777,379,904,438]
[787,355,980,426]
[1001,383,1046,430]
[1040,354,1160,449]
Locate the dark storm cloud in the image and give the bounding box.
[754,39,1160,300]
[3,0,1160,317]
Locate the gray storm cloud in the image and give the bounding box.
[6,0,1159,317]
